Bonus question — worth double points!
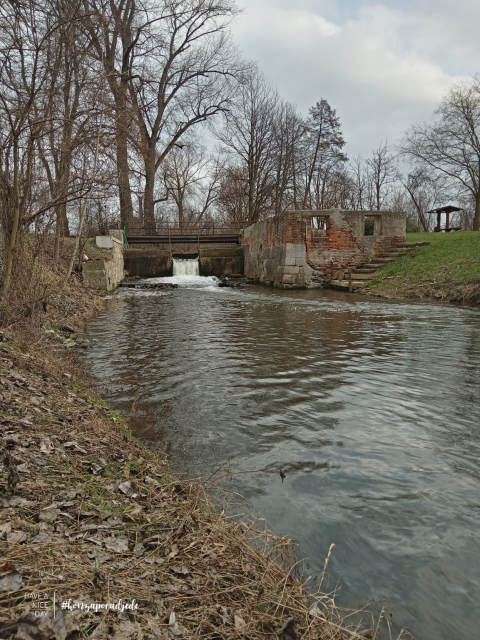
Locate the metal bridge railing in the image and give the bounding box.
[126,222,250,236]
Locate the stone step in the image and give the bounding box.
[374,257,396,264]
[352,267,378,273]
[374,252,407,260]
[396,241,429,247]
[351,273,378,280]
[329,280,367,290]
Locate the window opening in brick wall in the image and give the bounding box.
[311,216,328,233]
[364,216,375,236]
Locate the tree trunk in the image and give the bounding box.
[1,135,20,296]
[115,108,134,230]
[474,190,480,231]
[143,154,156,232]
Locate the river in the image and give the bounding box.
[82,274,480,640]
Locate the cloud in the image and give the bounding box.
[231,1,473,157]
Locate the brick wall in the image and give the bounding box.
[242,209,406,288]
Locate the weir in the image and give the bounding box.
[173,256,200,277]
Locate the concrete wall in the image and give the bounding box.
[199,248,244,277]
[122,246,243,278]
[124,249,173,278]
[82,230,124,291]
[242,209,406,288]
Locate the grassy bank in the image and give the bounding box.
[367,231,480,304]
[0,272,386,638]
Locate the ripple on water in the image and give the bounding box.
[83,285,480,640]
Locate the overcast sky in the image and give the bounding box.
[230,0,479,159]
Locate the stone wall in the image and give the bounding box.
[82,230,124,290]
[242,214,314,287]
[242,209,406,287]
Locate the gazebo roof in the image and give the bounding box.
[426,205,462,214]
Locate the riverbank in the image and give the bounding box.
[364,231,480,305]
[0,276,373,639]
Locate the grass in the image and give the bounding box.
[368,231,480,304]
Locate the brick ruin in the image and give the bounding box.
[241,209,406,288]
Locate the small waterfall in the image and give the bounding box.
[173,256,199,277]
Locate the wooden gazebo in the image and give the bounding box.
[426,205,462,232]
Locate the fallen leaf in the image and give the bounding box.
[234,614,246,633]
[90,463,103,475]
[40,438,53,454]
[220,606,229,625]
[109,620,145,639]
[16,610,78,640]
[144,475,160,487]
[7,531,27,544]
[166,544,179,561]
[31,532,52,544]
[6,497,34,508]
[104,535,129,553]
[0,522,12,535]
[0,561,15,572]
[172,565,189,575]
[241,560,253,574]
[63,441,87,454]
[118,480,132,496]
[38,509,59,522]
[87,548,112,564]
[0,570,24,592]
[308,603,325,619]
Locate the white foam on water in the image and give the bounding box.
[140,257,219,289]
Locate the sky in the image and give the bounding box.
[230,0,479,159]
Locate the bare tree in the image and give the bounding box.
[36,0,96,259]
[215,66,278,222]
[348,155,368,210]
[271,101,305,214]
[0,0,64,294]
[399,168,451,231]
[365,141,398,211]
[216,165,249,223]
[84,0,241,231]
[401,78,480,230]
[160,142,222,228]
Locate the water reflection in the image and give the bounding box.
[84,286,480,640]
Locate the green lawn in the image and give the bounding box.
[368,231,480,303]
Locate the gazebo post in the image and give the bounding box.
[446,210,450,231]
[437,211,441,232]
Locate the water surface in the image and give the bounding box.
[83,281,480,640]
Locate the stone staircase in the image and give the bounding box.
[328,241,429,292]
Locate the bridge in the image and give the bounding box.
[126,222,250,246]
